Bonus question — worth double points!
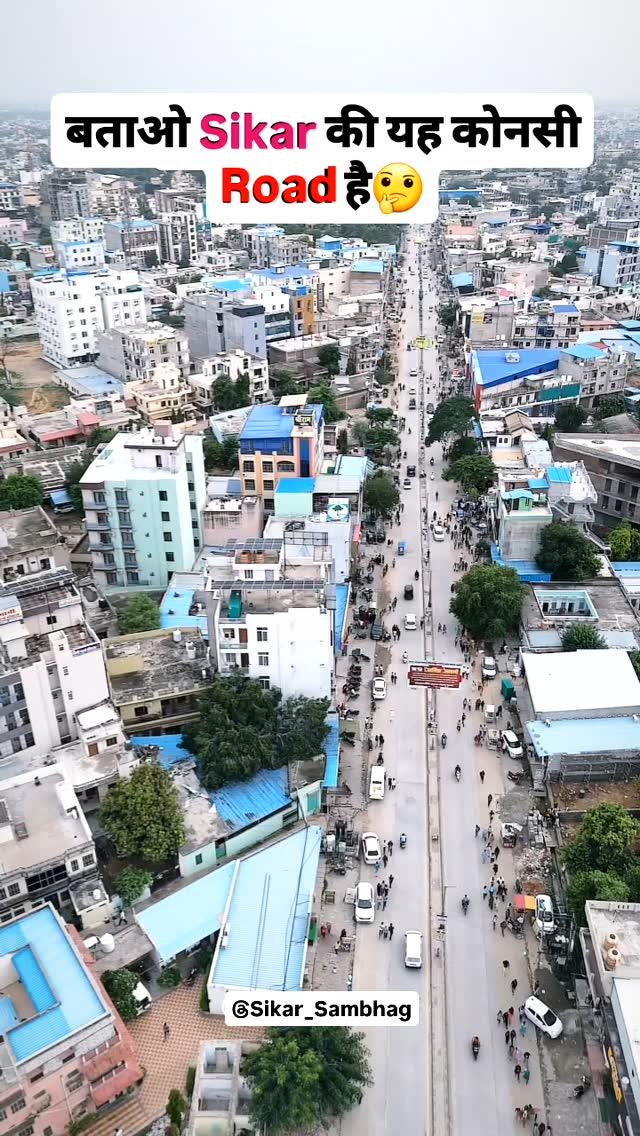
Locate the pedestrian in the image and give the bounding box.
[389,874,394,889]
[378,922,386,938]
[382,852,388,868]
[494,846,500,860]
[511,978,518,994]
[479,769,485,783]
[514,1063,522,1081]
[390,777,397,790]
[508,1006,514,1021]
[538,1124,546,1136]
[500,919,507,937]
[497,1010,503,1025]
[375,734,380,746]
[383,923,389,939]
[384,883,389,897]
[375,858,382,874]
[508,1042,514,1059]
[519,1018,527,1038]
[506,904,512,922]
[383,895,388,910]
[532,1124,539,1136]
[488,882,495,898]
[475,824,480,837]
[388,922,394,940]
[502,959,510,974]
[488,893,494,911]
[492,912,498,931]
[502,1011,509,1028]
[163,1022,170,1041]
[523,1051,530,1068]
[376,882,382,897]
[387,775,393,790]
[523,1067,530,1086]
[493,863,499,876]
[510,1028,516,1044]
[380,734,385,746]
[533,980,541,996]
[513,1047,521,1065]
[487,793,493,808]
[388,840,393,855]
[482,885,488,901]
[505,1028,510,1046]
[481,847,488,864]
[489,809,495,823]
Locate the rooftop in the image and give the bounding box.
[274,478,315,495]
[211,767,290,836]
[0,507,63,561]
[522,578,640,635]
[104,629,209,704]
[474,348,559,388]
[135,861,237,964]
[240,402,322,442]
[528,715,640,759]
[54,364,125,398]
[0,768,93,876]
[554,434,640,469]
[522,648,640,717]
[2,445,87,490]
[561,344,605,361]
[160,577,208,638]
[0,906,109,1065]
[211,579,326,616]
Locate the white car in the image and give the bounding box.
[404,931,423,968]
[432,525,445,542]
[372,677,387,700]
[404,613,417,630]
[361,832,382,865]
[502,730,523,759]
[354,881,375,924]
[524,995,562,1039]
[534,894,555,936]
[482,655,497,679]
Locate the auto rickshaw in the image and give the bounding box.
[501,822,520,848]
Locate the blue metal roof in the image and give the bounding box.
[212,826,322,991]
[0,907,108,1064]
[611,561,640,577]
[275,478,315,494]
[546,466,572,484]
[241,404,322,441]
[49,488,72,507]
[136,862,237,964]
[562,344,604,361]
[352,259,384,273]
[553,304,579,313]
[323,712,340,789]
[334,455,369,481]
[474,348,559,388]
[450,272,474,288]
[527,477,548,490]
[211,768,290,833]
[503,489,533,501]
[528,716,640,758]
[335,582,350,656]
[619,320,640,330]
[0,996,18,1034]
[491,545,551,582]
[160,586,208,637]
[132,734,193,769]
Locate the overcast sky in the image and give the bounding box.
[1,0,639,106]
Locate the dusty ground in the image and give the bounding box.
[555,780,640,812]
[4,338,70,411]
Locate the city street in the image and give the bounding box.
[340,229,547,1136]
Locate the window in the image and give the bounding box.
[257,627,268,642]
[10,1098,25,1114]
[164,531,172,542]
[159,490,168,501]
[258,653,269,667]
[62,666,69,676]
[0,1109,6,1122]
[263,480,274,491]
[155,455,162,468]
[166,552,175,562]
[619,481,628,495]
[134,706,149,718]
[243,460,255,473]
[615,499,622,512]
[195,853,203,866]
[106,736,118,746]
[262,461,273,472]
[67,691,74,701]
[82,853,94,867]
[7,883,20,897]
[602,495,609,510]
[161,511,170,522]
[259,677,270,690]
[244,479,256,491]
[46,614,58,626]
[244,569,254,580]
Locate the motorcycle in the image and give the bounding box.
[454,765,461,781]
[399,833,407,849]
[441,733,447,749]
[471,1037,480,1061]
[341,734,355,747]
[507,770,525,784]
[344,709,360,718]
[402,650,409,663]
[573,1076,591,1099]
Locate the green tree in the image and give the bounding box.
[203,434,238,471]
[629,650,640,681]
[595,394,626,419]
[426,397,475,444]
[270,368,299,397]
[450,565,525,641]
[114,866,153,906]
[609,525,635,562]
[567,870,630,925]
[213,372,250,412]
[317,342,341,377]
[554,404,586,432]
[345,349,357,376]
[444,454,495,494]
[448,436,478,463]
[624,863,640,902]
[143,249,159,268]
[118,594,160,635]
[87,426,117,449]
[563,803,640,877]
[100,762,185,863]
[183,675,330,790]
[102,967,139,1022]
[0,473,43,511]
[363,472,400,518]
[438,301,460,329]
[16,248,30,267]
[366,406,394,426]
[561,624,606,652]
[167,1090,187,1130]
[0,242,12,261]
[245,1027,371,1135]
[536,522,601,581]
[336,429,349,455]
[307,382,343,423]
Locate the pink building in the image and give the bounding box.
[0,907,143,1136]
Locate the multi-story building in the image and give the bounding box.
[42,171,93,221]
[0,218,28,245]
[103,627,209,732]
[0,508,69,584]
[48,698,138,813]
[125,363,192,424]
[584,241,640,292]
[54,240,105,272]
[189,350,269,413]
[470,345,626,417]
[201,490,263,546]
[556,344,628,407]
[30,268,146,368]
[239,396,325,511]
[250,285,291,342]
[50,218,105,244]
[317,263,351,309]
[553,434,640,529]
[104,219,161,270]
[461,298,580,349]
[80,425,206,591]
[588,216,640,250]
[0,905,144,1134]
[183,293,267,360]
[157,211,198,264]
[242,225,310,267]
[0,183,21,212]
[187,1041,254,1136]
[97,322,190,383]
[0,568,110,760]
[154,186,203,215]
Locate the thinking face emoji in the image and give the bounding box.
[373,163,423,214]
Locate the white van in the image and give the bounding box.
[534,894,555,936]
[404,613,418,630]
[133,981,152,1015]
[369,765,386,800]
[404,931,423,968]
[484,704,496,723]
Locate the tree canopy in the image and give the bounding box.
[535,522,601,581]
[102,967,139,1022]
[363,472,400,518]
[114,866,153,907]
[609,524,640,562]
[213,372,250,412]
[595,394,626,420]
[270,368,299,398]
[444,454,495,493]
[561,624,606,652]
[307,382,343,423]
[336,428,349,455]
[563,804,639,878]
[438,301,460,329]
[100,762,185,863]
[317,342,341,376]
[244,1027,371,1135]
[183,675,330,789]
[118,594,160,635]
[567,870,631,924]
[450,565,525,641]
[426,397,475,444]
[554,404,586,432]
[202,434,239,472]
[448,435,478,464]
[0,473,43,511]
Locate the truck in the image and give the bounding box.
[369,765,386,800]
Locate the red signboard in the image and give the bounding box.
[408,662,462,689]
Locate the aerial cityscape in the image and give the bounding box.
[2,97,640,1136]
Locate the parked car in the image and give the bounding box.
[404,931,423,968]
[432,525,445,541]
[354,882,376,923]
[502,730,523,759]
[361,832,382,865]
[534,894,555,936]
[373,677,387,700]
[524,995,562,1038]
[369,765,385,800]
[404,613,417,630]
[482,655,497,679]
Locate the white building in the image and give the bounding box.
[51,217,105,244]
[54,238,106,271]
[80,424,206,591]
[104,219,161,270]
[189,350,270,412]
[30,268,147,368]
[98,322,190,383]
[157,211,198,264]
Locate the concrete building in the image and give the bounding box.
[157,211,198,264]
[187,1040,256,1136]
[522,648,640,721]
[54,240,105,272]
[201,489,263,547]
[461,298,580,348]
[21,395,138,449]
[0,218,28,245]
[103,628,210,733]
[0,905,144,1136]
[80,425,206,591]
[557,343,628,407]
[183,293,267,360]
[97,322,190,383]
[125,363,192,424]
[104,219,160,270]
[0,508,69,583]
[0,568,110,760]
[239,397,325,511]
[242,226,310,267]
[50,218,105,245]
[584,241,640,291]
[189,351,269,412]
[30,268,146,368]
[553,434,640,529]
[469,344,626,417]
[268,333,337,369]
[496,484,553,562]
[49,699,139,814]
[0,183,21,212]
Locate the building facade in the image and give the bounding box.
[30,269,146,368]
[239,398,325,512]
[98,322,190,383]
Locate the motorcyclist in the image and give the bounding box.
[454,763,461,780]
[441,732,447,748]
[414,569,419,581]
[471,1036,480,1058]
